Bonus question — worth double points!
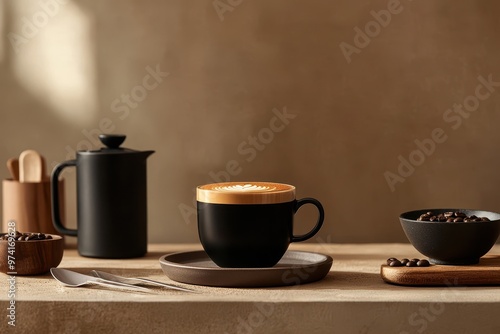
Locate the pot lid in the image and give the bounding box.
[79,134,139,154]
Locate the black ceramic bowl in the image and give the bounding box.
[400,209,500,265]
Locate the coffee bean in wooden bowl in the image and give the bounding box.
[400,209,500,265]
[0,232,64,275]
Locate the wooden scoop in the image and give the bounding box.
[19,150,44,182]
[6,158,19,181]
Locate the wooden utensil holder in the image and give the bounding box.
[2,179,64,235]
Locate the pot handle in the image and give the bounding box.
[51,160,78,236]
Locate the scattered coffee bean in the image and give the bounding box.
[386,257,431,268]
[406,260,417,267]
[418,211,491,223]
[0,232,53,241]
[417,259,430,267]
[389,260,402,267]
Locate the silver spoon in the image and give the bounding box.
[51,268,151,293]
[91,270,197,293]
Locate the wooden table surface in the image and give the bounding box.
[2,243,500,333]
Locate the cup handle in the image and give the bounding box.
[291,198,325,243]
[51,160,77,236]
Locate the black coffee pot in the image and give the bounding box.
[51,134,154,258]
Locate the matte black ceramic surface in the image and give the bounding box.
[51,134,154,258]
[198,198,324,268]
[400,209,500,265]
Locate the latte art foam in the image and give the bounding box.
[214,184,277,192]
[197,182,295,204]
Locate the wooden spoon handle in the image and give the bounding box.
[6,158,19,181]
[19,150,43,183]
[40,155,47,181]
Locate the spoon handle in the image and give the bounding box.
[19,150,43,182]
[133,278,196,293]
[91,270,196,293]
[93,278,151,292]
[6,158,19,181]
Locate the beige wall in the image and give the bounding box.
[1,0,500,244]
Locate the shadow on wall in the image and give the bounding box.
[0,0,101,237]
[2,0,500,244]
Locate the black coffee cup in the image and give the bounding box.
[197,182,325,268]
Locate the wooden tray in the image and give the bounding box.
[381,255,500,286]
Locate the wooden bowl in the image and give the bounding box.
[0,233,64,275]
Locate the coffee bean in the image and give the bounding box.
[406,260,417,267]
[482,217,490,221]
[1,232,51,242]
[417,211,490,223]
[418,214,431,221]
[386,257,431,268]
[389,260,402,267]
[417,259,430,267]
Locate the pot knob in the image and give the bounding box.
[99,134,126,149]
